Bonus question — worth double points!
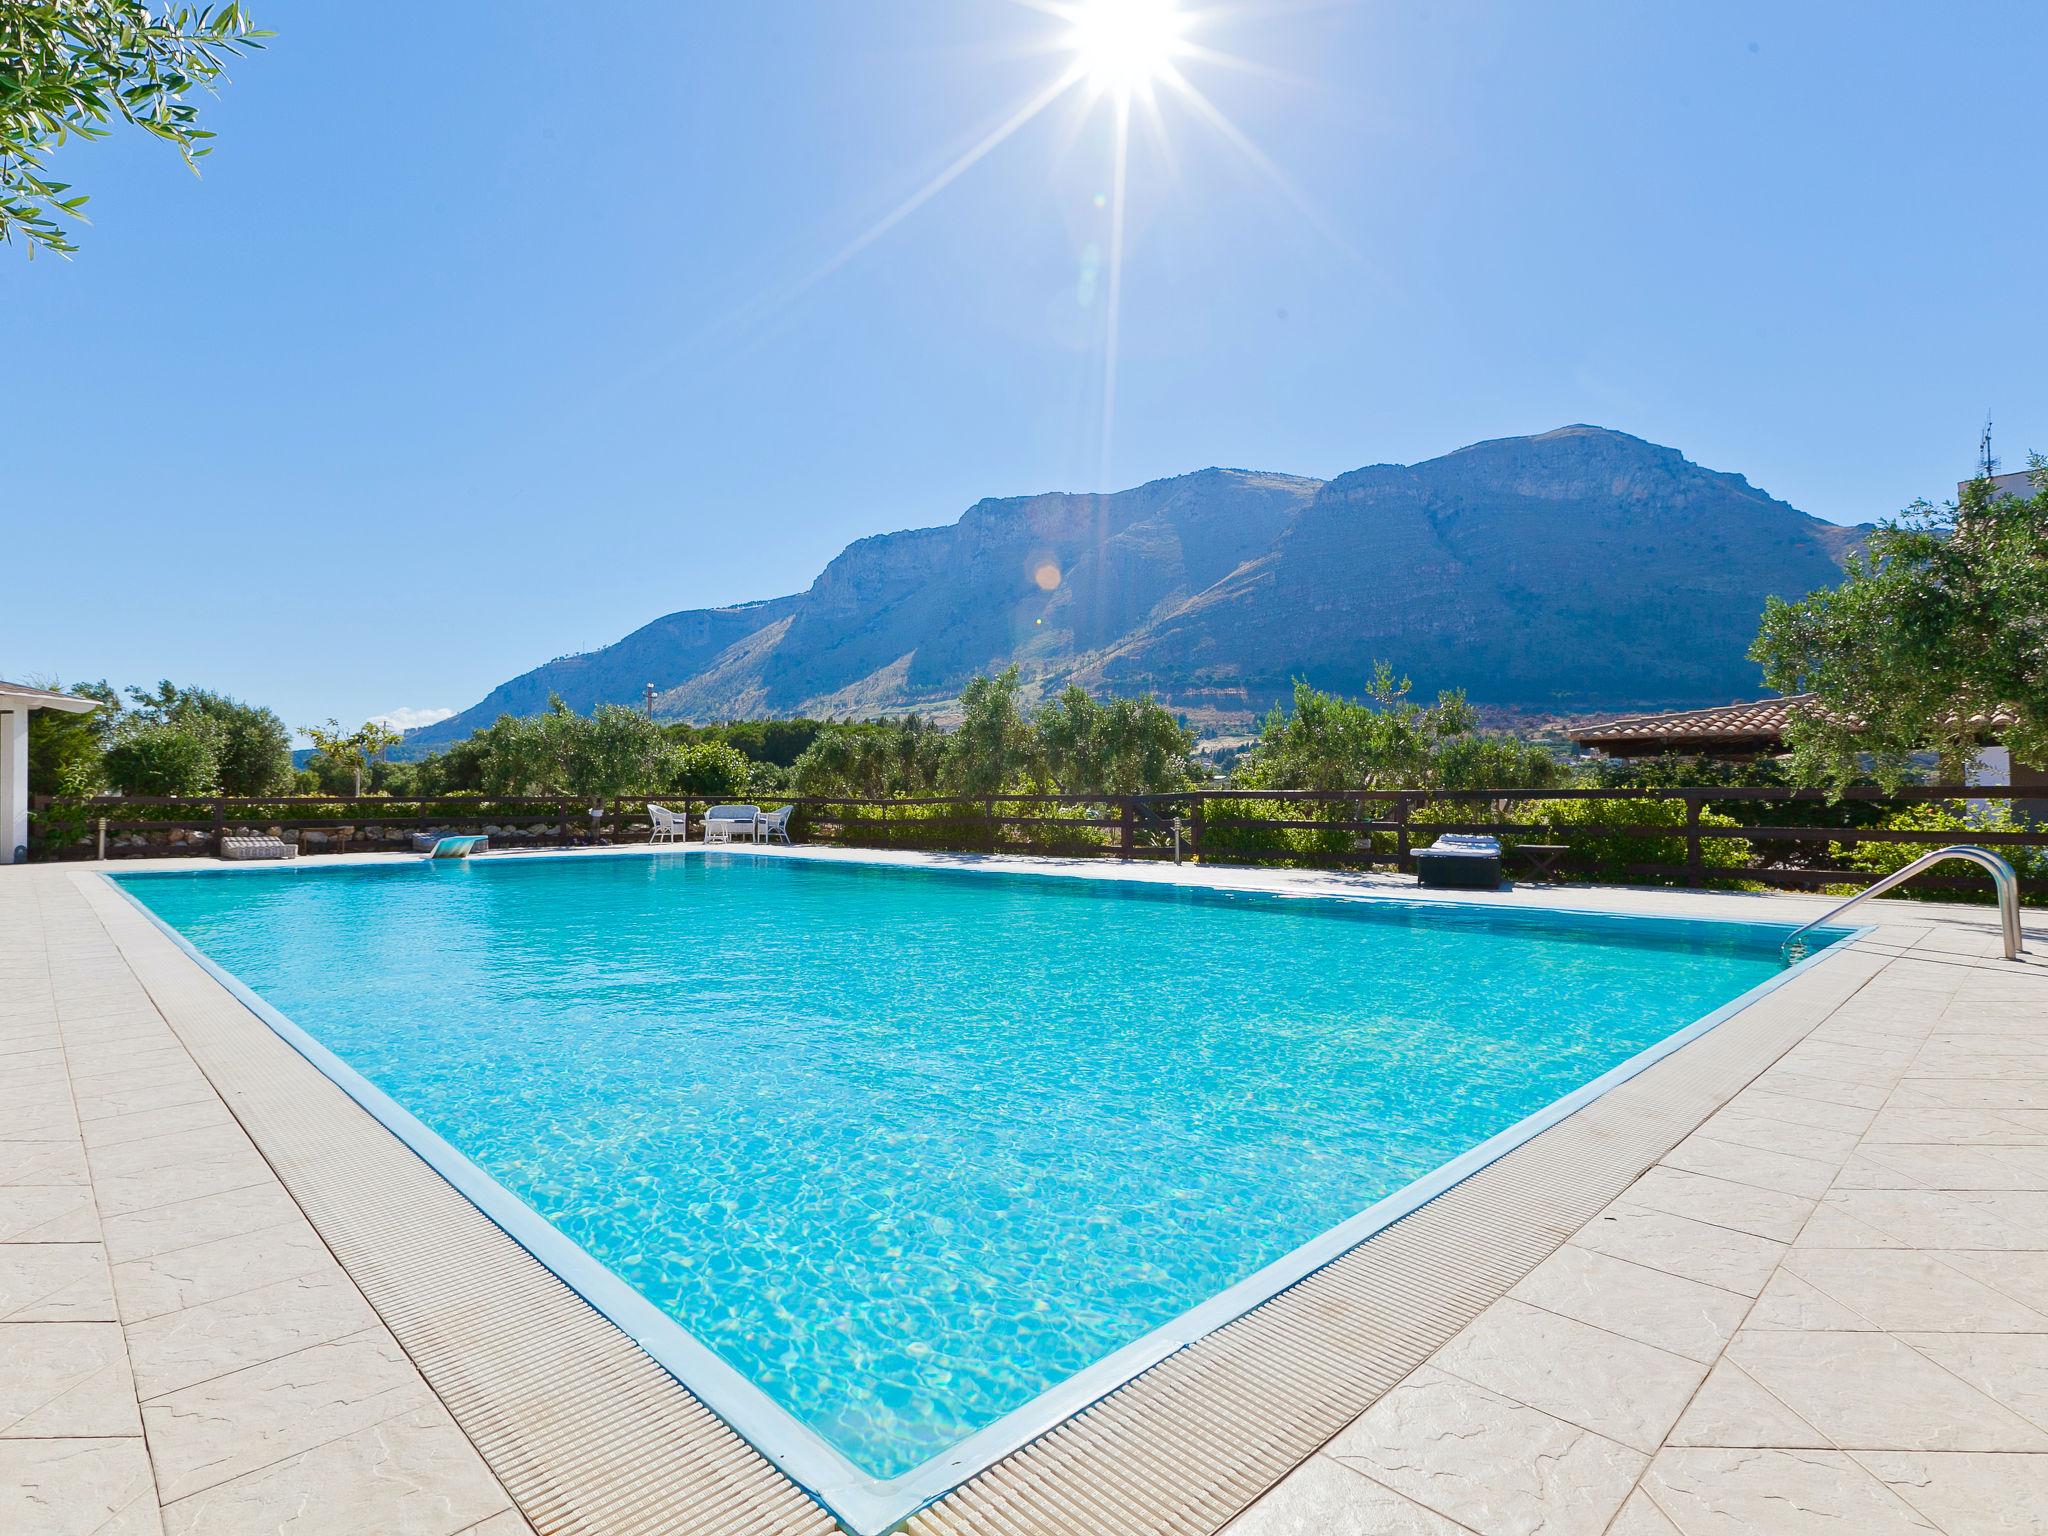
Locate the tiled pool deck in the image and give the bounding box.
[3,850,2042,1535]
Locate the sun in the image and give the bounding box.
[1065,0,1187,97]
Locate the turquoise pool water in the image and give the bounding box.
[118,854,1831,1483]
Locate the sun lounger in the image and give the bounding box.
[1414,833,1502,889]
[221,835,298,861]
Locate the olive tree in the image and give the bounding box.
[1752,454,2048,791]
[3,2,268,256]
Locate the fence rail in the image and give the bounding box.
[28,786,2048,900]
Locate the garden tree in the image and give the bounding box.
[669,740,751,798]
[25,680,117,795]
[102,719,216,795]
[562,704,671,804]
[303,718,403,798]
[1431,732,1567,791]
[2,2,268,255]
[1752,454,2048,791]
[1239,667,1479,791]
[945,668,1033,796]
[790,718,944,798]
[465,701,677,799]
[672,718,827,769]
[404,734,490,796]
[125,681,290,794]
[1031,686,1195,794]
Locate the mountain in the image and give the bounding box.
[404,427,1869,750]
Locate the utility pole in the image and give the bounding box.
[644,683,656,717]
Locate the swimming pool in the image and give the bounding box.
[116,851,1851,1531]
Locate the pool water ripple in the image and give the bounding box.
[121,853,1816,1479]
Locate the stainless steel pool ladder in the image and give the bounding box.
[1780,845,2026,964]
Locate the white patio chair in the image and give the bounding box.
[702,804,761,844]
[757,806,793,845]
[648,804,686,844]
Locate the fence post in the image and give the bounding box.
[1189,796,1204,863]
[1394,793,1411,872]
[1684,791,1704,887]
[1119,797,1136,861]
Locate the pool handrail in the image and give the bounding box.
[1781,844,2024,962]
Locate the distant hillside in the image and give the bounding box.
[403,427,1870,751]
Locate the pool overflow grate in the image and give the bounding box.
[82,870,1882,1536]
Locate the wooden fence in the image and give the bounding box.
[28,785,2048,899]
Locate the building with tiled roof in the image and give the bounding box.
[1569,695,2024,759]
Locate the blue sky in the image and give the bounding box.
[5,1,2043,734]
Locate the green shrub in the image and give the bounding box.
[102,722,217,796]
[1526,797,1752,887]
[1834,801,2046,902]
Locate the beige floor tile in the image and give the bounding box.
[88,1139,273,1221]
[1781,1248,2048,1332]
[1893,1078,2048,1110]
[99,1183,303,1266]
[1429,1298,1706,1454]
[1220,1455,1471,1535]
[1893,1334,2048,1433]
[1642,1448,1936,1533]
[1327,1366,1644,1536]
[1667,1360,1832,1449]
[0,1438,161,1536]
[1910,1045,2048,1079]
[60,1043,189,1081]
[1605,1490,1682,1535]
[125,1265,381,1400]
[1854,1143,2048,1191]
[1692,1108,1862,1164]
[158,1407,511,1536]
[1508,1245,1747,1365]
[1937,1250,2048,1314]
[66,1060,213,1103]
[0,1321,142,1437]
[1822,1188,2048,1250]
[144,1330,439,1501]
[1865,1106,2048,1146]
[70,1076,219,1125]
[1791,1204,1911,1250]
[1922,1030,2048,1057]
[1747,1069,1893,1111]
[1619,1167,1813,1244]
[112,1221,332,1323]
[1662,1134,1839,1199]
[1743,1270,1871,1332]
[1569,1204,1786,1296]
[78,1100,234,1153]
[1858,1449,2048,1534]
[1726,1329,2048,1451]
[0,1243,114,1322]
[0,1185,100,1243]
[0,1140,91,1186]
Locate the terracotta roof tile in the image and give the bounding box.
[1569,694,2018,748]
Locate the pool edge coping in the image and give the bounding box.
[101,849,1870,1535]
